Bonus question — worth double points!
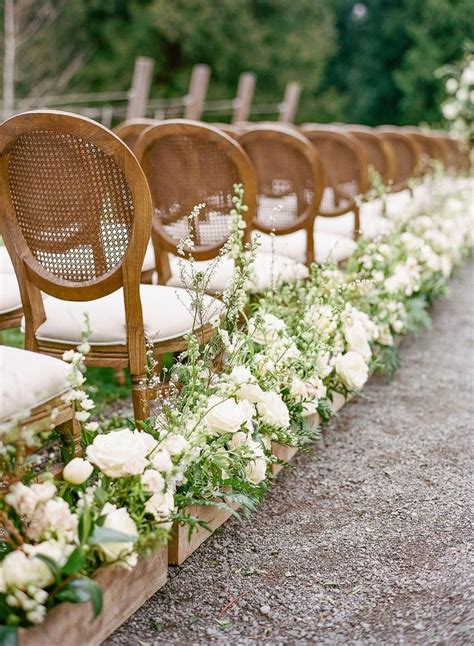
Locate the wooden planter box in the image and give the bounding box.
[18,547,168,646]
[168,502,240,565]
[271,411,321,476]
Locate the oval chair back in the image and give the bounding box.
[113,118,157,153]
[300,124,370,238]
[0,110,153,417]
[135,119,257,283]
[375,127,423,192]
[238,123,324,266]
[344,125,396,186]
[402,127,448,174]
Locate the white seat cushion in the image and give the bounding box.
[142,240,156,272]
[0,246,15,274]
[253,229,357,265]
[315,200,393,240]
[0,274,22,314]
[28,285,222,346]
[166,252,309,294]
[0,345,71,421]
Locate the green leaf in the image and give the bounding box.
[35,554,61,584]
[0,626,17,646]
[56,577,103,619]
[0,543,13,562]
[62,547,86,576]
[78,506,93,544]
[88,526,136,545]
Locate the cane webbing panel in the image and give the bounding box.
[141,134,241,250]
[241,138,314,231]
[7,130,134,283]
[387,137,417,186]
[305,135,360,212]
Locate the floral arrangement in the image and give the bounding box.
[438,42,474,145]
[0,173,472,639]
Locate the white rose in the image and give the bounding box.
[230,366,264,403]
[335,352,369,391]
[245,455,267,485]
[256,391,290,429]
[144,491,175,527]
[86,429,157,478]
[204,396,253,434]
[149,448,173,473]
[162,434,189,456]
[307,375,327,400]
[316,351,333,378]
[141,469,165,493]
[62,458,94,485]
[100,504,138,566]
[22,540,73,587]
[249,313,286,345]
[344,319,372,362]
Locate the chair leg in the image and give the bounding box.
[131,374,150,421]
[57,416,82,458]
[354,207,361,240]
[114,368,127,386]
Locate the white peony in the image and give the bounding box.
[256,391,290,429]
[86,429,157,478]
[62,457,94,485]
[99,504,138,567]
[141,469,166,493]
[162,434,189,456]
[335,352,369,391]
[204,396,254,434]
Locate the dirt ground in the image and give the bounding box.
[107,261,474,646]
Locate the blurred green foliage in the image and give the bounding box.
[3,0,474,124]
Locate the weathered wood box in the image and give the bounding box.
[18,547,168,646]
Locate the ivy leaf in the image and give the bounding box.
[78,506,93,544]
[0,626,17,646]
[56,577,103,619]
[88,527,135,545]
[62,546,86,576]
[35,554,61,584]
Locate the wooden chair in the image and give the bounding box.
[300,124,370,239]
[113,118,156,153]
[402,127,448,173]
[238,123,328,266]
[211,123,242,139]
[374,126,423,192]
[135,119,309,292]
[343,125,396,186]
[0,111,220,420]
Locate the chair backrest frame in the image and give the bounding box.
[344,125,396,186]
[375,127,423,192]
[113,118,157,154]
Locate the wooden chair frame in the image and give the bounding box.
[238,123,325,266]
[113,118,157,154]
[343,125,396,186]
[402,127,448,173]
[0,110,211,420]
[135,119,257,284]
[300,124,370,239]
[375,127,423,192]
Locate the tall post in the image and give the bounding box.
[232,72,256,124]
[184,64,211,120]
[126,56,154,120]
[279,82,301,123]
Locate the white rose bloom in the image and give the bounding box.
[245,455,267,485]
[163,434,189,456]
[290,377,309,401]
[86,429,157,478]
[249,313,286,345]
[335,352,369,391]
[344,319,372,362]
[100,504,138,567]
[141,469,166,493]
[149,447,173,474]
[62,457,94,485]
[230,365,265,403]
[257,391,290,429]
[316,350,333,378]
[307,375,327,400]
[204,396,253,434]
[144,491,175,527]
[23,540,73,587]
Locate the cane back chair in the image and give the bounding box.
[113,118,157,154]
[375,127,423,192]
[300,124,370,239]
[402,127,448,174]
[0,111,220,420]
[238,123,328,266]
[343,125,396,186]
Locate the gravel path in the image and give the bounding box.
[107,262,474,646]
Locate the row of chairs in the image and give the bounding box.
[0,111,469,433]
